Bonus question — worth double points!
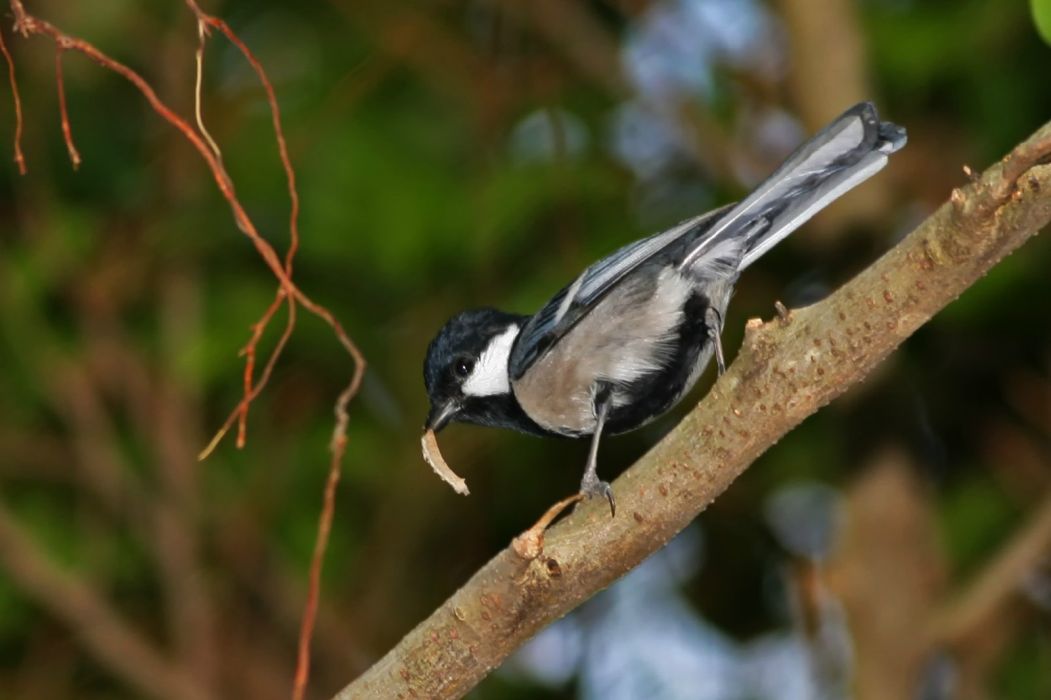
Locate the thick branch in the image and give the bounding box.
[335,123,1051,699]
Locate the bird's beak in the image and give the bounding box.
[425,401,458,433]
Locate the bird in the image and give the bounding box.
[422,102,906,516]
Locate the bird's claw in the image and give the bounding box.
[580,473,616,517]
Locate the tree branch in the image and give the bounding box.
[333,118,1051,699]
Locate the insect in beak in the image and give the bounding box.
[421,407,469,495]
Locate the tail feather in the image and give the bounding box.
[681,102,906,273]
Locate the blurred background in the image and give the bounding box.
[1,0,1050,698]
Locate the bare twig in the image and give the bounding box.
[180,6,361,696]
[191,20,222,163]
[6,2,365,454]
[183,0,314,455]
[293,441,344,700]
[54,45,80,169]
[184,0,302,271]
[512,493,584,560]
[3,4,367,698]
[334,119,1051,699]
[0,22,25,173]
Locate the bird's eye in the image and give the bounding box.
[454,358,473,378]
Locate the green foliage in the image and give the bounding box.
[1033,0,1051,44]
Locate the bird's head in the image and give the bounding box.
[423,308,525,432]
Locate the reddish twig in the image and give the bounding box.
[5,5,366,451]
[7,2,366,394]
[187,3,302,271]
[0,21,26,174]
[179,9,359,693]
[4,3,367,699]
[54,44,80,169]
[293,428,345,700]
[195,291,296,457]
[184,0,310,453]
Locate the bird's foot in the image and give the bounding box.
[579,471,616,517]
[704,306,727,376]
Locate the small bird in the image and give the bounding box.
[423,102,905,515]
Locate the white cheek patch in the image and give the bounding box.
[462,324,519,397]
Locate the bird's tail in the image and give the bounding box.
[680,102,906,273]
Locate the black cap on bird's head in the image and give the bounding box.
[423,308,529,433]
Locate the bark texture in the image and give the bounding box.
[334,120,1051,700]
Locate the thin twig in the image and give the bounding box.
[192,20,222,162]
[293,439,344,700]
[185,0,301,275]
[291,370,363,700]
[184,0,326,458]
[8,2,365,399]
[4,2,365,468]
[3,6,367,699]
[195,291,296,458]
[177,5,364,698]
[177,9,362,693]
[0,22,26,174]
[54,45,80,169]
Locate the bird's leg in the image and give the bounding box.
[705,306,726,376]
[580,383,616,517]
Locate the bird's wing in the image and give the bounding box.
[508,204,730,380]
